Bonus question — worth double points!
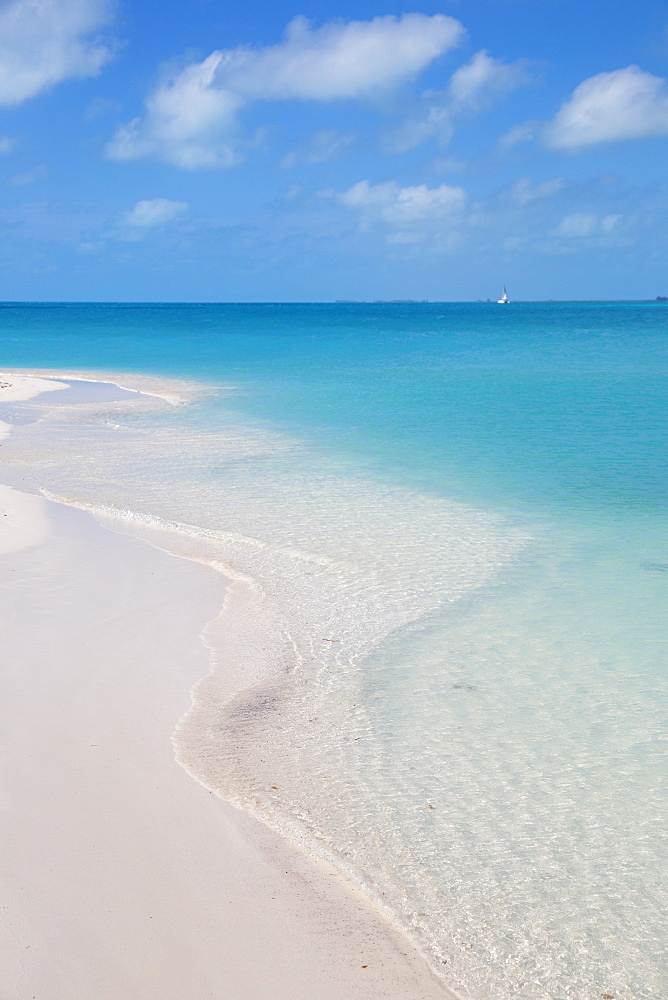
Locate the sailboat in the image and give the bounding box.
[497,286,510,304]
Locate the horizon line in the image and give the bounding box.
[0,298,666,307]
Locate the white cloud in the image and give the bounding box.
[553,212,620,237]
[545,66,668,149]
[122,198,188,228]
[0,0,114,107]
[230,14,464,101]
[0,134,17,154]
[334,179,467,224]
[109,53,242,169]
[107,13,464,168]
[447,50,531,113]
[281,128,355,167]
[390,50,532,152]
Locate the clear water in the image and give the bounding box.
[0,302,666,999]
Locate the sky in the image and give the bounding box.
[1,0,667,301]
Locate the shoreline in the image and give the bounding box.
[0,372,455,999]
[0,365,219,406]
[1,300,664,1000]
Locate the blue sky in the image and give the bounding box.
[1,0,667,301]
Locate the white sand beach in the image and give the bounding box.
[0,372,69,401]
[0,373,452,1000]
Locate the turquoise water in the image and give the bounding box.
[2,302,666,511]
[1,302,666,999]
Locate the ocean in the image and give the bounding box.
[1,301,666,999]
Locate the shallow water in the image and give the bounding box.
[0,302,666,999]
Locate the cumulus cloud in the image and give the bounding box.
[109,53,242,169]
[229,14,463,100]
[122,198,188,228]
[545,66,668,149]
[107,13,464,168]
[448,50,531,113]
[390,50,532,152]
[333,178,467,224]
[0,0,115,107]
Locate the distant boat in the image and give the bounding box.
[497,286,510,304]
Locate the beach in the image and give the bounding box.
[2,0,667,990]
[0,300,665,1000]
[0,373,452,999]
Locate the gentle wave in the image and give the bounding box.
[2,372,665,1000]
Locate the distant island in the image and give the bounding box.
[333,298,668,305]
[335,299,430,303]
